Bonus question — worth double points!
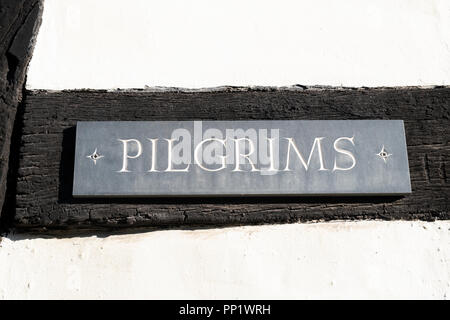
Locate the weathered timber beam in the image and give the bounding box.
[0,0,43,230]
[12,87,450,231]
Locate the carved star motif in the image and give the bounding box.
[86,148,104,165]
[376,145,392,163]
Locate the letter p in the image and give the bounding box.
[117,139,142,172]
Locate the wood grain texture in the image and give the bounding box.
[11,87,450,231]
[0,0,42,227]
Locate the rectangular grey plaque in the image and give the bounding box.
[73,120,411,197]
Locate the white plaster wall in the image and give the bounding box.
[1,221,449,299]
[27,0,450,89]
[1,0,449,299]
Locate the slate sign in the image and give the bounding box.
[73,120,411,197]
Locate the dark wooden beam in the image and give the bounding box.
[10,87,450,231]
[0,0,43,230]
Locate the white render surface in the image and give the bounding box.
[1,221,449,299]
[26,0,450,89]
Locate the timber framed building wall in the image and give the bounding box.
[0,0,449,300]
[0,0,449,233]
